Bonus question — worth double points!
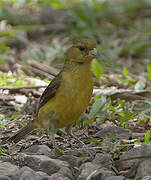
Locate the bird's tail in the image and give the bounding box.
[7,121,35,143]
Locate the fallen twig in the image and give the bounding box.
[0,85,47,90]
[27,59,59,77]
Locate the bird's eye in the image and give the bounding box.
[78,46,85,51]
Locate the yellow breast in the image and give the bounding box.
[37,62,93,129]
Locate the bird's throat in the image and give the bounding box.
[63,60,91,73]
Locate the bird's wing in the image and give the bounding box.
[36,72,62,112]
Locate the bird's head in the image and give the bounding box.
[66,37,100,64]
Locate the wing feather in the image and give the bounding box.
[36,72,62,112]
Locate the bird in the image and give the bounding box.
[8,37,100,144]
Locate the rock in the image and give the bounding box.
[23,145,56,158]
[96,126,132,140]
[17,153,69,176]
[49,173,70,180]
[90,168,115,180]
[17,166,41,180]
[132,132,145,139]
[58,167,73,179]
[135,159,151,180]
[77,156,92,166]
[104,176,125,180]
[0,176,12,180]
[77,162,99,180]
[0,162,19,176]
[36,171,50,177]
[58,155,79,167]
[117,143,151,171]
[142,176,151,180]
[92,153,111,165]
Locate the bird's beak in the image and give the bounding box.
[89,48,101,58]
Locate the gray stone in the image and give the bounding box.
[36,171,50,177]
[20,171,39,180]
[96,126,132,140]
[49,173,70,180]
[58,167,73,179]
[132,133,145,139]
[117,143,151,171]
[36,171,50,180]
[142,176,151,180]
[17,153,69,176]
[0,162,19,176]
[17,166,41,180]
[135,159,151,180]
[77,157,92,166]
[104,176,125,180]
[23,145,55,158]
[77,162,99,180]
[92,153,111,165]
[90,168,115,180]
[0,176,12,180]
[59,155,79,167]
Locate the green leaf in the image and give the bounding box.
[96,118,105,123]
[84,138,100,144]
[147,64,151,80]
[117,99,125,110]
[54,147,64,156]
[0,149,4,156]
[144,131,150,143]
[76,114,84,128]
[92,59,103,80]
[9,114,21,121]
[108,105,117,112]
[89,96,106,119]
[57,128,66,136]
[123,67,129,77]
[117,77,136,85]
[83,118,95,127]
[0,149,8,156]
[135,79,146,90]
[133,101,151,111]
[94,95,100,101]
[120,112,135,125]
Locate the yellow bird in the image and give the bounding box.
[8,37,100,143]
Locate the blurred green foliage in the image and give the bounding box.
[144,130,150,143]
[0,0,151,62]
[0,72,35,86]
[92,59,103,80]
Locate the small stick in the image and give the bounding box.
[0,85,47,90]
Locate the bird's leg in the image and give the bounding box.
[48,112,59,148]
[48,122,56,147]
